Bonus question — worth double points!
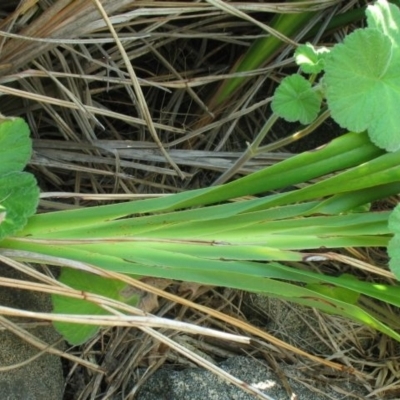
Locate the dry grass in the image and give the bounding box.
[0,0,352,198]
[0,1,399,399]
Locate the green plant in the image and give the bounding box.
[272,0,400,152]
[1,0,400,347]
[202,0,400,123]
[1,121,400,344]
[0,115,39,239]
[214,0,400,183]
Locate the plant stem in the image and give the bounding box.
[213,113,280,185]
[213,108,330,186]
[256,109,330,154]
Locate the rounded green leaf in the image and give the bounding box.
[366,0,400,47]
[0,172,39,240]
[0,117,32,175]
[271,74,321,125]
[52,268,140,345]
[325,28,400,151]
[0,116,39,239]
[295,43,329,74]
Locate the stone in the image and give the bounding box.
[136,356,368,400]
[0,265,64,400]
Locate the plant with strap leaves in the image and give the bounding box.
[1,0,400,348]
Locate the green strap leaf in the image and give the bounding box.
[388,204,400,280]
[16,131,384,238]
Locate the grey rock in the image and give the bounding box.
[245,294,373,356]
[136,356,367,400]
[0,266,64,400]
[248,294,333,355]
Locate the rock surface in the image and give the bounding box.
[136,356,368,400]
[0,266,64,400]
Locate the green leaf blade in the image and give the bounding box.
[388,204,400,280]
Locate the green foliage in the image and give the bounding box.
[325,28,400,151]
[295,43,329,74]
[1,1,400,345]
[210,8,316,108]
[306,275,360,306]
[1,129,400,343]
[272,0,400,152]
[0,116,39,239]
[0,118,32,175]
[52,268,140,345]
[271,75,322,125]
[388,204,400,280]
[208,0,372,109]
[367,0,400,45]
